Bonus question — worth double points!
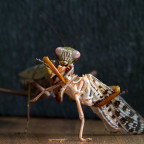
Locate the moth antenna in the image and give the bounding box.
[71,23,96,47]
[119,89,128,95]
[40,15,66,46]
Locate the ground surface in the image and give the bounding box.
[0,117,144,144]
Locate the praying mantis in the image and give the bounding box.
[0,19,144,142]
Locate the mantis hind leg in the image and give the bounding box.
[24,82,31,133]
[24,80,53,133]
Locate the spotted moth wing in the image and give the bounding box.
[90,75,144,134]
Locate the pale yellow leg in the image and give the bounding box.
[95,85,120,107]
[74,94,92,142]
[109,85,120,91]
[29,82,62,103]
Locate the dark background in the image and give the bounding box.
[0,0,144,119]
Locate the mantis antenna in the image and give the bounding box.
[40,15,66,46]
[71,22,97,47]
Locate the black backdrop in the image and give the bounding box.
[0,0,144,119]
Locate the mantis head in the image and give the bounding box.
[38,47,80,84]
[55,47,80,66]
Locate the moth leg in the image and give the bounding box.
[58,75,77,102]
[74,94,92,142]
[29,82,62,103]
[109,85,120,91]
[95,85,120,107]
[31,80,51,97]
[110,85,127,96]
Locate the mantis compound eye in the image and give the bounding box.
[55,47,62,57]
[72,50,80,60]
[55,47,80,65]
